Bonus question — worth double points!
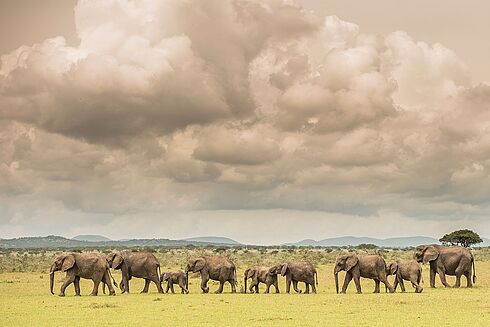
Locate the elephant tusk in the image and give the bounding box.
[49,271,55,275]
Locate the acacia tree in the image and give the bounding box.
[439,229,482,248]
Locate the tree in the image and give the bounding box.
[439,229,482,248]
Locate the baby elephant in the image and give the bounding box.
[386,260,423,293]
[243,266,280,293]
[160,271,189,294]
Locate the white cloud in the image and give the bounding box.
[1,0,489,240]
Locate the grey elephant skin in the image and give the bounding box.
[185,256,237,293]
[386,260,423,293]
[50,253,116,296]
[243,266,280,293]
[334,254,394,294]
[160,271,189,294]
[106,251,164,294]
[414,244,476,288]
[270,261,318,293]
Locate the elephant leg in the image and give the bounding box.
[380,275,394,293]
[200,272,210,293]
[60,274,75,297]
[170,281,175,294]
[254,284,259,294]
[305,282,309,294]
[341,272,353,294]
[374,279,380,293]
[90,278,101,296]
[410,278,423,293]
[215,280,225,294]
[181,279,189,294]
[429,266,436,288]
[141,279,150,293]
[265,282,270,294]
[437,267,450,288]
[274,279,280,293]
[74,276,81,296]
[165,282,170,293]
[151,275,164,294]
[249,281,255,293]
[392,276,398,292]
[454,273,462,288]
[308,276,317,294]
[285,277,291,293]
[398,278,406,292]
[292,280,301,293]
[352,271,362,294]
[103,272,116,296]
[464,270,472,288]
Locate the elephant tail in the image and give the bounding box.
[472,255,477,284]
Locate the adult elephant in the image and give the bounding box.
[243,266,279,293]
[414,244,476,288]
[106,251,164,294]
[49,253,116,296]
[185,256,237,293]
[270,261,318,294]
[334,254,394,294]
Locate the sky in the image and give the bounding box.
[1,0,490,244]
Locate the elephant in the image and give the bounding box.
[334,254,394,294]
[386,260,423,293]
[49,252,116,296]
[270,261,318,294]
[414,244,476,288]
[185,256,237,293]
[243,266,279,293]
[106,251,164,294]
[160,271,189,294]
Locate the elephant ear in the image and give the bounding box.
[268,267,277,275]
[345,255,359,271]
[389,262,398,275]
[61,254,75,272]
[194,258,206,272]
[112,254,124,269]
[246,269,256,279]
[280,263,288,276]
[423,246,439,263]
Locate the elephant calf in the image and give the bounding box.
[334,254,394,294]
[244,266,279,293]
[160,271,189,294]
[386,260,423,293]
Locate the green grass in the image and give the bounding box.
[1,261,490,326]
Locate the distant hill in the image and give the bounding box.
[72,235,112,242]
[183,236,241,245]
[0,235,240,249]
[288,236,440,248]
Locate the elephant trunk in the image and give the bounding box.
[244,276,247,293]
[334,271,339,294]
[49,264,56,295]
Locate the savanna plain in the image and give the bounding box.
[1,247,489,326]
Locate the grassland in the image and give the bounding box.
[1,248,489,326]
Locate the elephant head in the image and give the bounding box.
[386,262,398,276]
[160,272,171,284]
[106,252,124,269]
[185,257,206,290]
[333,254,359,294]
[414,245,439,264]
[243,268,256,293]
[49,254,75,295]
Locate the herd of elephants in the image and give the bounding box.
[49,244,476,296]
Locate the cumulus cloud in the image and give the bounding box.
[1,0,489,241]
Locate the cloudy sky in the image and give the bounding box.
[1,0,490,244]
